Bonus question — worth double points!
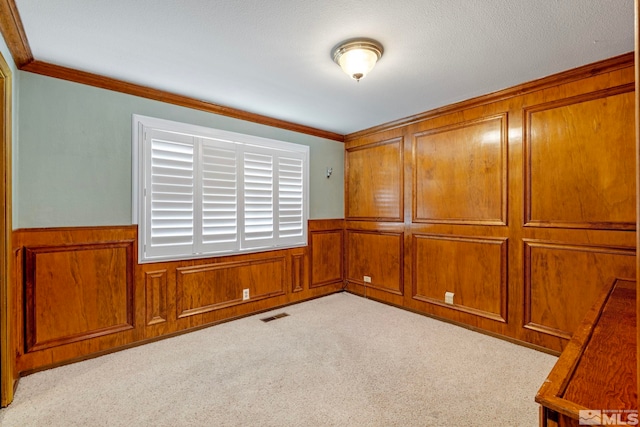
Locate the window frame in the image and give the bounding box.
[132,115,309,264]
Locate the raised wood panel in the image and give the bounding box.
[345,56,634,354]
[291,254,304,293]
[145,270,167,326]
[413,114,507,225]
[412,234,507,322]
[346,230,403,295]
[310,230,343,288]
[12,223,344,375]
[5,55,635,380]
[176,257,286,318]
[346,138,403,221]
[24,241,135,352]
[524,241,635,339]
[525,86,636,230]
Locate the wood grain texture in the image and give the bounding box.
[291,253,304,293]
[345,138,403,221]
[412,234,507,322]
[145,270,167,326]
[11,220,343,374]
[0,0,32,67]
[562,283,636,411]
[346,230,403,295]
[308,219,344,232]
[536,279,636,425]
[176,257,286,318]
[310,230,343,288]
[0,45,14,406]
[540,407,559,427]
[525,86,636,230]
[24,241,135,352]
[524,241,635,339]
[345,55,635,353]
[413,114,507,225]
[636,0,640,406]
[2,54,635,392]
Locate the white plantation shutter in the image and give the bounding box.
[196,139,239,253]
[143,129,194,259]
[134,115,308,263]
[242,149,274,247]
[277,154,305,242]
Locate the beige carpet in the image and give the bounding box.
[0,292,557,426]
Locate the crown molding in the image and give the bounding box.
[0,0,32,67]
[0,0,633,144]
[346,51,635,140]
[22,60,345,142]
[0,0,344,142]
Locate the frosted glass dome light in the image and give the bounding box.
[332,39,384,82]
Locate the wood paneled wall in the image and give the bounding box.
[12,219,344,374]
[344,54,636,353]
[8,55,637,375]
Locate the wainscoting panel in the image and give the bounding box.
[345,137,404,221]
[10,56,637,378]
[345,54,635,353]
[24,240,134,352]
[523,241,635,339]
[412,234,507,322]
[413,114,507,225]
[12,220,344,374]
[291,253,304,293]
[524,86,636,230]
[176,257,286,318]
[144,270,168,326]
[310,229,343,288]
[346,230,403,295]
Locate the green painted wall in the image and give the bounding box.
[16,72,344,228]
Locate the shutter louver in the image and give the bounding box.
[243,151,274,242]
[146,131,194,258]
[278,156,304,238]
[136,115,308,263]
[199,140,238,252]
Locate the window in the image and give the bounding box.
[133,115,309,263]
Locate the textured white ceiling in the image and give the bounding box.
[15,0,635,135]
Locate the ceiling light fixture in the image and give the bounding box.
[331,38,384,82]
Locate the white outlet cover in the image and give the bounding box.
[444,292,454,304]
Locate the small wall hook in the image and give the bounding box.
[326,167,333,178]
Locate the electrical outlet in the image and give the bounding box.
[243,289,250,301]
[363,276,372,283]
[445,291,454,305]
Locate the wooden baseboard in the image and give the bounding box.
[345,289,561,357]
[12,220,346,375]
[19,289,345,377]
